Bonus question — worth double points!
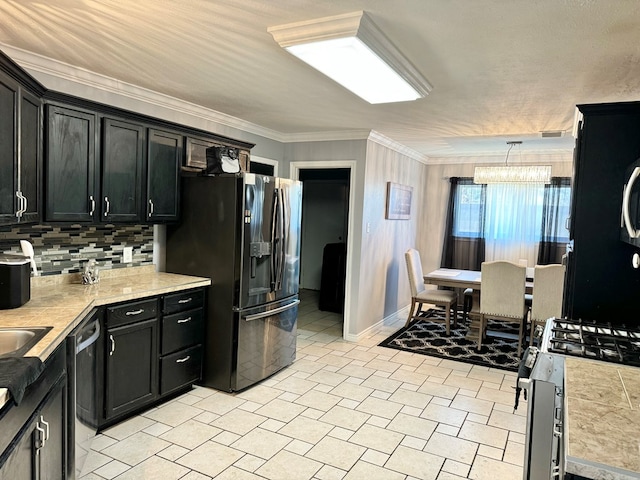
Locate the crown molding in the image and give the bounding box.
[367,130,429,163]
[0,43,287,142]
[280,129,372,143]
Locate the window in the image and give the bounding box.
[452,181,484,238]
[447,177,571,266]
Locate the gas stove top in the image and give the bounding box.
[544,317,640,367]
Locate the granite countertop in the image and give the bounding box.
[565,356,640,480]
[0,265,211,407]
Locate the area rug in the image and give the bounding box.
[379,309,523,372]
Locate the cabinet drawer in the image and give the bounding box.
[161,308,204,355]
[160,345,202,395]
[163,289,204,315]
[107,298,158,327]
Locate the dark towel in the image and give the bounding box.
[0,357,44,406]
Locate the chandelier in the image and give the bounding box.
[473,141,552,184]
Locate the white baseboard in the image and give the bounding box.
[343,305,410,342]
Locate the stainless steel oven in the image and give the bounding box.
[520,317,640,480]
[520,347,565,480]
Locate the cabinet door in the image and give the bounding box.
[147,128,182,222]
[0,417,36,480]
[20,90,42,224]
[105,318,157,419]
[37,377,66,480]
[0,73,18,224]
[102,118,144,223]
[45,105,97,222]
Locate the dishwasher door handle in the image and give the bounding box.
[76,320,101,354]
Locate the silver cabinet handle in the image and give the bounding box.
[15,192,22,218]
[178,298,192,304]
[35,423,46,451]
[148,199,154,217]
[177,317,191,324]
[104,196,110,217]
[15,192,26,217]
[89,195,96,215]
[176,355,190,363]
[109,334,115,356]
[125,309,144,316]
[40,415,50,441]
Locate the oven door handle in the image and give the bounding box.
[622,166,640,238]
[514,347,537,412]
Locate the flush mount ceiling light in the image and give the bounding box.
[473,141,552,184]
[268,11,432,104]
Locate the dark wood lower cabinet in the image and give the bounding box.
[35,377,66,480]
[105,318,158,420]
[0,418,36,480]
[0,347,67,480]
[100,288,205,426]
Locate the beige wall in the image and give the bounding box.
[284,137,428,338]
[353,139,427,335]
[417,153,574,276]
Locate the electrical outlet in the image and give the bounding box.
[123,246,133,263]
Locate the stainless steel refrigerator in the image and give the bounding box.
[166,173,302,391]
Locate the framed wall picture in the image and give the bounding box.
[386,182,413,220]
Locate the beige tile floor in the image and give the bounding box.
[79,290,526,480]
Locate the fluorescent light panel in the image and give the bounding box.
[473,165,552,184]
[268,11,432,104]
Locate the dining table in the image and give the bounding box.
[423,267,534,292]
[423,267,533,341]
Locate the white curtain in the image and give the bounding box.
[483,183,544,266]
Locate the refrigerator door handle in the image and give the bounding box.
[243,299,300,322]
[270,188,280,290]
[274,187,285,290]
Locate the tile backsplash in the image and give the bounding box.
[0,223,154,276]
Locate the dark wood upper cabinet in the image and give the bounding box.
[45,104,98,222]
[147,128,182,222]
[101,118,145,223]
[0,66,42,226]
[20,90,42,224]
[0,74,17,224]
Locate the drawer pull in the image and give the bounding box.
[177,317,192,324]
[178,298,192,304]
[125,309,145,316]
[109,334,116,355]
[176,355,191,363]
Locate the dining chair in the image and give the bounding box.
[404,249,458,334]
[478,260,528,355]
[529,264,566,346]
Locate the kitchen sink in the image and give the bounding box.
[0,327,52,358]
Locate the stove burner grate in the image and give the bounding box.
[547,318,640,367]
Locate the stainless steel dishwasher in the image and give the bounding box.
[66,308,102,478]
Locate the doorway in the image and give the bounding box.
[290,161,356,340]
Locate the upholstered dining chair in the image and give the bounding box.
[529,264,566,346]
[404,249,458,334]
[478,261,528,355]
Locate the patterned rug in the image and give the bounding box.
[379,309,523,372]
